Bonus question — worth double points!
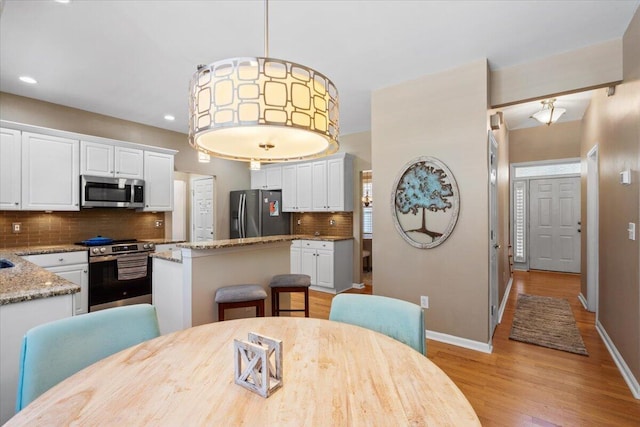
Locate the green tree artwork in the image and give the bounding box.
[392,157,459,249]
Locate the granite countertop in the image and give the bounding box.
[143,239,187,245]
[178,235,298,250]
[154,234,354,260]
[9,245,88,256]
[150,250,183,263]
[0,247,85,305]
[293,235,355,242]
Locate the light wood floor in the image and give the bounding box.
[291,270,640,426]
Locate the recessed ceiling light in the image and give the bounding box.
[164,114,175,121]
[19,76,38,84]
[55,0,71,4]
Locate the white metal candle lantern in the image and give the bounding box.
[234,332,283,398]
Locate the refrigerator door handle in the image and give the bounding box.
[240,193,246,238]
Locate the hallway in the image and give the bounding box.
[428,271,640,426]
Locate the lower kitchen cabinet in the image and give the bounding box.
[0,294,73,424]
[22,251,89,316]
[290,239,353,294]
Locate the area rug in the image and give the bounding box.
[509,294,588,356]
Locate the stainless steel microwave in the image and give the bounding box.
[81,175,145,208]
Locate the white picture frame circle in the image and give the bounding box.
[390,156,460,249]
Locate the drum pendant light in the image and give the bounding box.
[188,0,339,163]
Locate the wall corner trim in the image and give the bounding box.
[498,277,513,324]
[577,293,589,311]
[425,330,493,354]
[596,320,640,399]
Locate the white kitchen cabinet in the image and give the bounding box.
[312,160,328,211]
[0,128,22,210]
[291,239,353,294]
[0,294,73,425]
[251,165,282,190]
[290,242,301,274]
[281,153,353,212]
[22,132,79,211]
[22,251,89,316]
[327,154,353,211]
[282,163,312,212]
[81,141,143,179]
[143,150,174,211]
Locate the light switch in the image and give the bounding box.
[620,169,631,185]
[629,223,636,241]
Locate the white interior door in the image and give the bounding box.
[192,177,214,242]
[489,133,499,336]
[530,177,581,273]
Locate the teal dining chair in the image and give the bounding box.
[329,294,426,355]
[16,304,160,411]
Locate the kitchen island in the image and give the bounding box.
[152,235,355,334]
[152,235,296,334]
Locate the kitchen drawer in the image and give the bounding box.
[23,251,88,267]
[299,240,334,250]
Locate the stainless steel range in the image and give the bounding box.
[80,239,156,312]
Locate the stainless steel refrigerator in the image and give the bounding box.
[230,190,291,238]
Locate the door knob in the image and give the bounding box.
[493,244,501,249]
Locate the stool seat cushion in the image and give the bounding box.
[215,285,267,303]
[269,274,311,288]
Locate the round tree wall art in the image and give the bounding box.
[391,156,460,249]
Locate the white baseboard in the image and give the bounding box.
[577,293,589,311]
[596,320,640,399]
[498,277,513,324]
[425,329,493,354]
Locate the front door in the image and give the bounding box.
[530,177,580,273]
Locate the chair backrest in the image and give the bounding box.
[16,304,160,411]
[329,294,425,355]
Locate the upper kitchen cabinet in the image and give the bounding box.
[81,141,143,179]
[143,150,174,211]
[282,153,353,212]
[327,154,353,212]
[22,132,80,211]
[311,160,328,211]
[282,163,312,212]
[0,128,22,210]
[251,164,282,190]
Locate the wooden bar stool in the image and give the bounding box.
[215,284,267,321]
[270,274,311,317]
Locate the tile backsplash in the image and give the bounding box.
[292,212,353,237]
[0,209,164,248]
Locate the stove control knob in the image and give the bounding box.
[99,247,106,253]
[149,243,155,250]
[143,243,150,249]
[92,248,99,254]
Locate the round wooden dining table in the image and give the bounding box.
[6,317,480,426]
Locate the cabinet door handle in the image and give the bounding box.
[14,202,19,205]
[83,269,88,273]
[58,258,64,262]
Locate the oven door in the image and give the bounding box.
[89,255,152,312]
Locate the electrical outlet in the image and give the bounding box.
[420,295,429,309]
[329,219,336,225]
[12,222,22,233]
[154,220,164,228]
[297,219,301,225]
